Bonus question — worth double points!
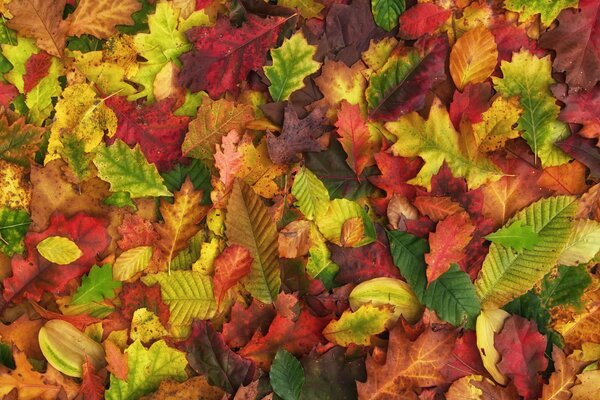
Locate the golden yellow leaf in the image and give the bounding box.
[237,136,286,199]
[0,161,30,210]
[554,306,600,350]
[472,97,522,152]
[449,26,498,90]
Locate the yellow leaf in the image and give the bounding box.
[472,97,522,152]
[322,304,394,346]
[237,136,286,199]
[450,26,498,91]
[554,306,600,350]
[36,236,82,265]
[313,59,367,116]
[113,246,153,281]
[45,84,118,164]
[476,309,509,385]
[571,370,600,400]
[0,160,30,210]
[446,375,484,400]
[361,37,398,71]
[130,307,169,344]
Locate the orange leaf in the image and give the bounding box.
[0,314,44,359]
[413,195,464,222]
[65,0,141,39]
[538,161,589,195]
[104,341,128,381]
[335,101,376,176]
[449,26,498,91]
[425,212,475,282]
[214,130,243,189]
[357,324,457,398]
[213,244,253,303]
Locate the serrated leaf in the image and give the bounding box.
[155,178,208,272]
[25,56,62,126]
[112,246,153,281]
[558,219,600,266]
[105,340,187,400]
[225,180,280,303]
[387,230,429,301]
[386,97,502,190]
[161,158,212,205]
[36,236,82,265]
[371,0,405,31]
[504,0,577,25]
[94,139,172,198]
[322,304,393,346]
[264,31,321,102]
[449,26,498,91]
[475,196,578,309]
[72,264,122,305]
[493,51,571,166]
[270,349,304,400]
[278,0,324,18]
[485,221,540,252]
[291,167,330,220]
[142,271,217,327]
[315,198,376,247]
[0,207,30,256]
[423,264,481,328]
[335,101,378,176]
[541,265,592,309]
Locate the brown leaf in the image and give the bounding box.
[140,376,225,400]
[6,0,67,57]
[278,220,311,258]
[66,0,141,39]
[0,314,44,359]
[538,161,589,195]
[104,340,128,381]
[541,346,588,400]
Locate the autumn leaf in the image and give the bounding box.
[449,26,498,91]
[397,3,451,40]
[65,0,142,39]
[322,304,393,346]
[335,101,377,176]
[504,0,577,25]
[213,244,253,303]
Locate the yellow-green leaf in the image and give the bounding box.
[130,308,169,344]
[322,304,394,346]
[291,167,329,220]
[558,219,600,266]
[315,198,376,247]
[36,236,82,265]
[113,246,153,281]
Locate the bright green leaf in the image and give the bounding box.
[504,0,578,25]
[371,0,405,31]
[315,198,376,247]
[36,236,82,265]
[94,139,172,198]
[270,349,305,400]
[72,264,122,305]
[485,221,540,252]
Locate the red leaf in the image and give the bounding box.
[239,307,330,369]
[223,300,276,348]
[329,226,401,285]
[539,0,600,91]
[213,244,253,304]
[558,133,600,178]
[118,281,170,327]
[179,15,287,98]
[444,330,486,381]
[30,302,100,330]
[425,212,475,282]
[495,316,548,399]
[116,213,160,251]
[77,356,105,400]
[23,52,52,93]
[2,213,110,304]
[397,3,451,40]
[448,82,492,130]
[492,24,541,64]
[0,82,18,108]
[413,196,464,222]
[106,97,189,171]
[554,83,600,144]
[335,101,375,176]
[368,151,422,214]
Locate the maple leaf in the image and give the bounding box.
[472,96,522,153]
[179,320,255,393]
[0,108,44,166]
[413,196,463,222]
[180,15,288,98]
[553,84,600,145]
[266,104,329,165]
[213,244,253,304]
[449,26,498,91]
[397,3,451,40]
[386,97,502,190]
[78,356,105,400]
[313,60,367,111]
[541,346,588,400]
[357,324,457,399]
[117,213,160,251]
[118,281,170,328]
[222,300,276,348]
[335,101,377,176]
[6,0,66,57]
[66,0,142,39]
[182,98,253,163]
[366,36,448,121]
[495,315,548,399]
[155,177,208,271]
[425,212,475,282]
[2,213,110,305]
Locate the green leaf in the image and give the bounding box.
[0,342,15,369]
[423,264,480,329]
[504,0,577,25]
[2,37,37,93]
[270,349,305,400]
[170,231,203,271]
[161,158,212,205]
[25,57,63,126]
[142,271,217,327]
[306,225,339,289]
[174,91,205,117]
[112,246,153,281]
[278,0,324,18]
[0,207,30,256]
[117,0,156,35]
[0,20,16,46]
[541,265,592,309]
[128,2,192,102]
[371,0,405,31]
[322,304,393,346]
[225,180,281,303]
[475,196,578,309]
[94,139,172,198]
[264,31,321,102]
[106,340,187,400]
[503,291,562,347]
[71,264,122,305]
[558,219,600,266]
[485,221,540,252]
[315,199,376,247]
[36,236,82,265]
[493,51,571,166]
[291,167,330,220]
[387,230,428,301]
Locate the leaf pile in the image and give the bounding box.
[0,0,599,399]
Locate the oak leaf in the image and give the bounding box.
[66,0,142,39]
